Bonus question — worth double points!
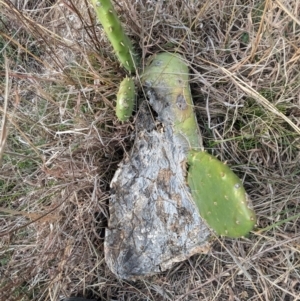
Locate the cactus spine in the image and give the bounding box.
[116,77,135,121]
[91,0,138,73]
[187,150,256,238]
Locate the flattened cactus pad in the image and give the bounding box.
[187,150,256,238]
[142,52,202,150]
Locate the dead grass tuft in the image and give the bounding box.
[0,0,299,300]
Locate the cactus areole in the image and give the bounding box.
[91,0,138,73]
[187,150,256,238]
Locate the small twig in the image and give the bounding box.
[0,55,10,165]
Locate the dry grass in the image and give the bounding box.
[0,0,299,300]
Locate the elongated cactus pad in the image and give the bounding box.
[116,77,135,121]
[187,150,256,238]
[91,0,138,73]
[142,53,202,149]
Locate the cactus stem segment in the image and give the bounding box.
[187,150,256,238]
[91,0,138,73]
[116,77,135,121]
[142,52,203,150]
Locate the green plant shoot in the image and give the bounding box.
[116,77,135,121]
[91,0,138,73]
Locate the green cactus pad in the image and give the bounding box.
[91,0,138,73]
[187,150,256,238]
[116,77,135,121]
[142,52,202,149]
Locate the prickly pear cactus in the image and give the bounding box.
[187,150,256,238]
[116,77,135,121]
[91,0,138,72]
